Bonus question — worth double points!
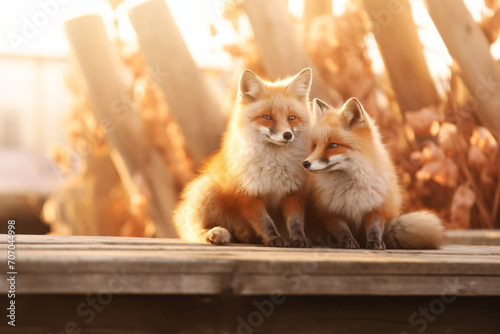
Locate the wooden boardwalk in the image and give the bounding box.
[2,234,500,295]
[1,234,500,333]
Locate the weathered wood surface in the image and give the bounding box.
[1,234,500,296]
[446,229,500,246]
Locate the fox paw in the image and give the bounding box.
[205,227,231,245]
[366,239,386,250]
[267,237,288,248]
[340,238,360,249]
[290,236,312,248]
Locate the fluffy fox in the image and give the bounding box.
[173,68,313,247]
[303,97,444,249]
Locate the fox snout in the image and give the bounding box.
[268,129,294,145]
[303,154,335,172]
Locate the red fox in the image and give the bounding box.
[173,68,313,247]
[303,97,444,249]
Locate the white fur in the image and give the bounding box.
[239,137,309,198]
[174,68,313,244]
[205,226,231,244]
[227,98,310,201]
[312,150,391,229]
[384,211,444,249]
[309,159,329,171]
[307,98,443,248]
[307,106,394,229]
[268,129,294,145]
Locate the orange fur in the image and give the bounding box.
[304,98,444,249]
[173,69,314,247]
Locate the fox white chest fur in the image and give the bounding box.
[238,139,309,200]
[302,97,444,250]
[313,154,390,228]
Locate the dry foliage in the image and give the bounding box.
[45,0,500,235]
[43,9,194,236]
[224,0,499,229]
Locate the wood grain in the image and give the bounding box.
[446,229,500,246]
[1,234,500,296]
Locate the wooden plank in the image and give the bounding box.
[3,295,500,334]
[1,234,500,296]
[7,231,500,247]
[3,234,500,258]
[236,275,500,296]
[446,229,500,246]
[8,242,500,259]
[15,272,500,296]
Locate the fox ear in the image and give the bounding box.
[340,97,366,128]
[238,70,268,104]
[312,98,331,120]
[286,68,312,101]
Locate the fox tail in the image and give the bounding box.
[383,210,444,249]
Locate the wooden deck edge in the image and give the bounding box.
[445,230,500,246]
[4,272,500,296]
[3,234,500,296]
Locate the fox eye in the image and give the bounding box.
[312,143,317,149]
[328,143,339,149]
[263,115,273,120]
[288,115,296,120]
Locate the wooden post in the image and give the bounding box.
[362,0,440,111]
[128,0,226,165]
[64,15,177,237]
[242,0,341,106]
[426,0,500,135]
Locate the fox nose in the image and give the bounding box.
[283,131,293,141]
[302,160,311,169]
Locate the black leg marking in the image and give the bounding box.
[366,220,386,250]
[337,221,360,249]
[261,213,287,247]
[287,212,311,248]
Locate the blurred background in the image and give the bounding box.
[1,0,499,237]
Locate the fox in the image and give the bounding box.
[303,97,444,249]
[173,68,314,248]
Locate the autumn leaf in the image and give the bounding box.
[450,183,476,229]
